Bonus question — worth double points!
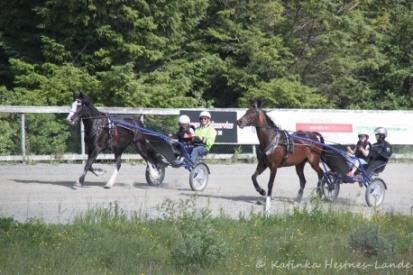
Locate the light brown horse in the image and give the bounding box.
[237,101,324,210]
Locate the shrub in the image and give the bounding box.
[26,114,70,155]
[0,117,18,154]
[166,199,229,270]
[348,223,393,258]
[172,216,228,270]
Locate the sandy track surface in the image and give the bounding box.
[0,163,412,223]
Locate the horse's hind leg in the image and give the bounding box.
[105,150,122,189]
[307,155,324,196]
[308,157,324,181]
[267,166,277,197]
[134,138,158,165]
[252,160,267,196]
[75,150,100,188]
[295,161,306,202]
[88,166,105,176]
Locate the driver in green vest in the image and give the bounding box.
[191,111,217,163]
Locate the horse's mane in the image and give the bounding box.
[263,111,280,130]
[81,96,102,116]
[86,102,101,115]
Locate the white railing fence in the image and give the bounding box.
[0,105,411,162]
[0,106,253,162]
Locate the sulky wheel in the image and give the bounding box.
[320,172,341,202]
[145,164,165,186]
[189,162,209,191]
[365,178,386,207]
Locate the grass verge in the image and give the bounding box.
[0,199,412,274]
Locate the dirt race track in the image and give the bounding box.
[0,163,412,223]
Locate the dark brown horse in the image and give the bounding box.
[66,93,160,188]
[237,101,324,210]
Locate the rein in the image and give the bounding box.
[80,114,110,120]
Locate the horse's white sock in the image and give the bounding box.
[105,168,119,188]
[265,196,272,214]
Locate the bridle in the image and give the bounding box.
[244,108,279,131]
[68,99,108,121]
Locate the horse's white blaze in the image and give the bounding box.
[105,168,119,188]
[66,100,80,123]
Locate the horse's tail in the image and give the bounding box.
[314,131,324,145]
[314,132,342,173]
[313,131,327,163]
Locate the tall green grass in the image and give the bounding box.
[0,199,412,274]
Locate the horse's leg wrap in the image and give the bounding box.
[105,168,119,188]
[105,152,122,188]
[265,196,272,215]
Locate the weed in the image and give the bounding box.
[348,223,394,258]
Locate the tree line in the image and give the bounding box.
[0,0,412,154]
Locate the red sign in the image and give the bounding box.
[296,123,353,133]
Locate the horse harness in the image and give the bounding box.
[261,130,294,166]
[83,113,118,147]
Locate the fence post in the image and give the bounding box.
[21,113,26,163]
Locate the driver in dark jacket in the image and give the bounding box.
[366,127,392,177]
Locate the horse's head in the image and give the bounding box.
[66,92,92,125]
[237,100,264,128]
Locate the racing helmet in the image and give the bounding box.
[358,132,369,139]
[199,111,211,119]
[178,114,190,124]
[374,127,387,138]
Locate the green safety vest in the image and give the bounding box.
[194,125,217,151]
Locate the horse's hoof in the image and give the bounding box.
[256,198,265,205]
[103,185,112,189]
[257,196,271,205]
[72,181,82,189]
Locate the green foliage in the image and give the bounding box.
[240,77,327,108]
[0,115,18,154]
[171,208,229,270]
[98,62,209,108]
[1,0,413,110]
[6,58,99,106]
[26,114,70,155]
[1,0,413,156]
[158,199,229,270]
[348,223,394,258]
[40,36,72,64]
